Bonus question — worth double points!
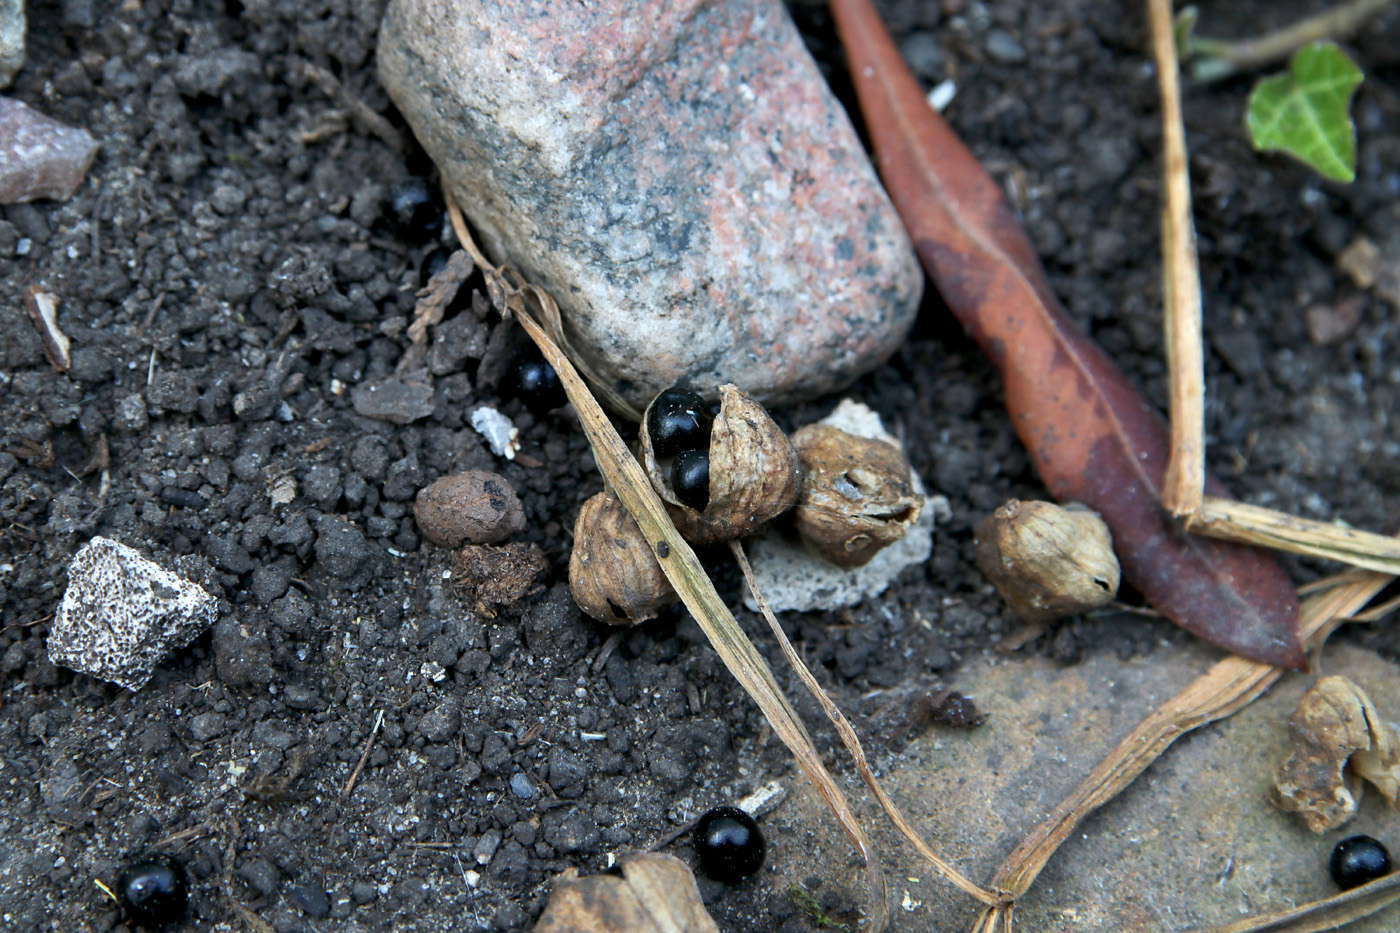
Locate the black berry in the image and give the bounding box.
[672,448,710,511]
[1330,835,1391,890]
[694,806,765,883]
[647,388,710,459]
[419,245,453,287]
[117,854,188,927]
[512,354,566,412]
[385,178,443,243]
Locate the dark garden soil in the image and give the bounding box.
[2,0,1398,930]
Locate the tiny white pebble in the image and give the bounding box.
[471,406,520,460]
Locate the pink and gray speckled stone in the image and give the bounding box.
[0,97,98,203]
[378,0,921,412]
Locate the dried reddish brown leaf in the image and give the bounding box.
[832,0,1304,669]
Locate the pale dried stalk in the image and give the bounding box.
[1150,0,1206,520]
[1186,0,1398,83]
[971,571,1389,930]
[1188,497,1400,576]
[1150,0,1400,575]
[729,540,1007,908]
[1185,870,1400,933]
[445,201,891,932]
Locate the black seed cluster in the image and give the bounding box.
[648,388,712,509]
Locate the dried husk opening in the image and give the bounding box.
[791,423,923,567]
[640,383,802,545]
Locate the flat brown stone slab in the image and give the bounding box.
[378,0,921,412]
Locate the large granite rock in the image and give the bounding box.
[378,0,921,412]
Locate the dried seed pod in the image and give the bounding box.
[640,384,801,546]
[790,423,922,567]
[569,491,677,625]
[1273,676,1400,833]
[974,499,1119,623]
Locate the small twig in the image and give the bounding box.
[153,822,213,847]
[1151,0,1206,520]
[296,60,405,151]
[1186,0,1398,83]
[340,709,385,801]
[590,630,624,674]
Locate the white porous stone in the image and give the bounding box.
[48,537,218,691]
[470,406,519,460]
[744,401,937,613]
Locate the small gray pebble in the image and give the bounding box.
[986,29,1028,64]
[190,711,226,742]
[509,772,537,800]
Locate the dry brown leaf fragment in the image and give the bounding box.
[534,852,719,933]
[974,500,1120,623]
[1273,675,1400,832]
[24,286,71,372]
[640,384,801,546]
[570,490,679,625]
[451,542,546,609]
[790,423,922,568]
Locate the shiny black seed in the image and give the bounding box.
[1330,835,1391,890]
[647,388,710,459]
[671,448,710,511]
[419,245,453,287]
[118,854,188,927]
[694,806,765,883]
[385,178,443,243]
[512,355,566,412]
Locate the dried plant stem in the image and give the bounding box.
[1151,0,1206,520]
[1152,0,1400,577]
[444,200,891,932]
[972,572,1388,929]
[729,540,1008,908]
[1187,498,1400,575]
[1187,0,1398,83]
[1184,870,1400,932]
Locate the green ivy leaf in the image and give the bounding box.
[1247,41,1363,183]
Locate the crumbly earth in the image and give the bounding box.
[0,1,1397,931]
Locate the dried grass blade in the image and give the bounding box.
[1190,497,1400,575]
[1183,871,1400,933]
[988,573,1390,898]
[729,541,1007,908]
[1148,0,1207,519]
[442,204,890,931]
[970,905,1014,933]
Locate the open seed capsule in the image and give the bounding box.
[640,384,801,546]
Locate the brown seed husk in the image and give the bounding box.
[640,384,801,546]
[569,491,678,625]
[791,423,922,567]
[534,852,719,933]
[974,499,1120,623]
[1273,675,1400,833]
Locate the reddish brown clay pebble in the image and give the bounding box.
[0,97,99,204]
[378,0,921,411]
[414,471,526,548]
